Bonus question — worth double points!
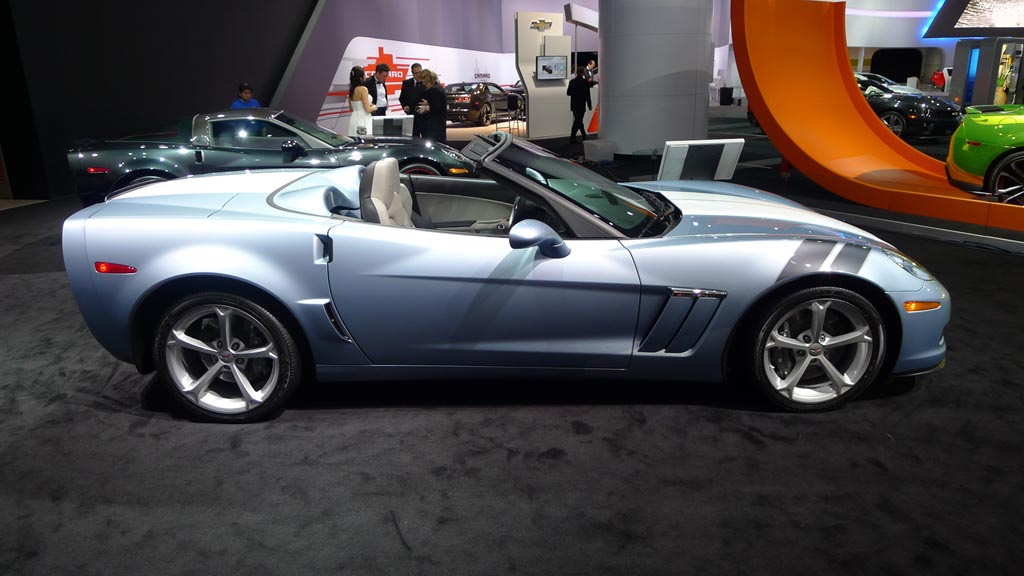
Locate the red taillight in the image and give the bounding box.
[95,262,137,274]
[457,95,470,103]
[86,167,111,174]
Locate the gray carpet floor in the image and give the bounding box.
[1,193,1022,575]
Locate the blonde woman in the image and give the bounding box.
[348,66,377,137]
[414,69,447,143]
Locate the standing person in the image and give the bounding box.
[584,59,599,85]
[566,66,592,143]
[415,69,447,143]
[230,82,262,109]
[347,66,377,137]
[400,63,425,137]
[365,63,391,116]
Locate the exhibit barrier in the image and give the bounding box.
[732,0,1024,232]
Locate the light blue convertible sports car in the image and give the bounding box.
[63,132,949,422]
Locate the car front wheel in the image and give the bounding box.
[879,111,907,137]
[746,287,887,411]
[154,292,302,423]
[400,162,441,176]
[985,150,1024,205]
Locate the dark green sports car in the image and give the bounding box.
[68,109,476,206]
[946,104,1024,205]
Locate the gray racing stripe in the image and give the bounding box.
[831,243,871,274]
[778,240,837,281]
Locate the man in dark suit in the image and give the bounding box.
[365,63,391,117]
[400,63,424,137]
[566,66,592,143]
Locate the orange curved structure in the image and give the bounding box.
[732,0,1023,232]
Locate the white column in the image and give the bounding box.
[598,0,714,155]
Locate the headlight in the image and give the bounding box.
[883,249,933,280]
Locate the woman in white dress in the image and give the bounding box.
[348,66,377,137]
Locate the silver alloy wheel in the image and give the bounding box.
[164,304,280,414]
[762,297,877,404]
[990,152,1024,205]
[879,112,906,136]
[480,104,492,125]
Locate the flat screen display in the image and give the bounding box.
[536,55,568,80]
[925,0,1024,37]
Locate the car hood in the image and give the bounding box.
[887,92,960,110]
[630,180,885,245]
[343,137,473,166]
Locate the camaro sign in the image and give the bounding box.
[318,37,517,134]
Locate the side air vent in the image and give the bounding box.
[323,302,354,342]
[638,287,727,354]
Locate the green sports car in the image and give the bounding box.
[946,104,1024,205]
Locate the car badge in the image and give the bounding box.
[530,19,553,31]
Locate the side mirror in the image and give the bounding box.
[509,219,570,259]
[282,140,307,153]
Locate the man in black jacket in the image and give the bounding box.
[365,63,391,116]
[400,63,424,137]
[566,66,592,143]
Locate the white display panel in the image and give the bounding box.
[657,139,745,181]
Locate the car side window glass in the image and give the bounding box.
[211,120,298,150]
[487,85,504,95]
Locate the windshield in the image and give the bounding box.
[492,138,677,237]
[275,112,352,147]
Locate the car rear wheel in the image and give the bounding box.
[985,151,1024,205]
[744,287,886,412]
[154,292,302,423]
[479,104,493,126]
[400,162,441,176]
[879,111,907,137]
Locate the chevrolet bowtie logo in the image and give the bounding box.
[530,19,553,31]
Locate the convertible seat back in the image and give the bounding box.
[359,157,414,228]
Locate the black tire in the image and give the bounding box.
[400,162,441,176]
[153,292,302,423]
[738,286,887,412]
[478,103,493,126]
[878,111,907,137]
[984,150,1024,205]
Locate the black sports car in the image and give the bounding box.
[854,74,962,138]
[445,82,525,126]
[68,108,477,206]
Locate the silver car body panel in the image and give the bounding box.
[63,136,949,388]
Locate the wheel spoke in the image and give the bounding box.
[182,363,221,399]
[818,355,855,396]
[766,333,808,351]
[229,364,264,409]
[170,329,217,355]
[809,301,829,340]
[823,326,872,349]
[233,344,278,360]
[215,306,234,348]
[1008,160,1024,183]
[1005,189,1024,205]
[773,354,813,393]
